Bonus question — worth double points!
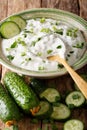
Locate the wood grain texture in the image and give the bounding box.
[79,0,87,20]
[0,0,8,20]
[0,0,87,130]
[41,0,79,15]
[8,0,41,16]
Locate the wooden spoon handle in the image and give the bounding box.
[48,55,87,99]
[61,59,87,99]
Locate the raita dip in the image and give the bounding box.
[1,18,86,71]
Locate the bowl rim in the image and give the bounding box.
[0,8,87,78]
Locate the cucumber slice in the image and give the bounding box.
[40,88,60,103]
[65,91,85,107]
[9,15,26,30]
[51,103,71,120]
[0,21,20,39]
[34,101,53,119]
[64,119,84,130]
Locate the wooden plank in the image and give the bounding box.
[18,118,41,130]
[41,0,79,15]
[7,0,25,16]
[24,0,41,9]
[8,0,41,16]
[79,0,87,20]
[0,0,8,20]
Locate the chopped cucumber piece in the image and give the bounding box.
[64,119,84,130]
[9,15,26,30]
[40,88,60,103]
[65,91,85,107]
[0,21,20,39]
[51,103,71,120]
[34,101,53,119]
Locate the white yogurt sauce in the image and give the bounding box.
[1,18,86,71]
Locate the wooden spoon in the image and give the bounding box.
[48,55,87,99]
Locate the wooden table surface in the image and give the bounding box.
[0,0,87,130]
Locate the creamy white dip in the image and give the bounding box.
[1,18,86,71]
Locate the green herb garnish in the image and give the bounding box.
[67,54,70,57]
[10,41,17,48]
[31,37,41,46]
[21,52,26,56]
[23,33,27,38]
[56,45,62,49]
[25,57,32,61]
[37,52,42,56]
[38,66,45,70]
[7,55,14,61]
[58,64,64,68]
[69,51,74,54]
[19,40,26,46]
[6,48,11,51]
[41,28,51,33]
[47,50,53,54]
[53,26,63,35]
[67,28,78,37]
[16,38,26,46]
[40,17,46,23]
[72,42,84,49]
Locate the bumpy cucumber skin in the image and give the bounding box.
[3,72,39,114]
[0,83,22,123]
[30,78,46,95]
[34,101,53,119]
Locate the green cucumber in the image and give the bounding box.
[30,78,47,95]
[40,88,60,103]
[34,101,53,119]
[0,21,20,39]
[65,91,85,107]
[8,15,26,30]
[64,119,84,130]
[3,71,39,114]
[0,83,22,124]
[51,103,71,120]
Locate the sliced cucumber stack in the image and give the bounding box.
[0,21,20,39]
[64,119,84,130]
[51,103,71,120]
[0,15,26,39]
[65,91,85,108]
[34,101,53,119]
[40,88,60,103]
[8,15,26,30]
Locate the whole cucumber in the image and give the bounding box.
[3,72,39,114]
[0,83,22,124]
